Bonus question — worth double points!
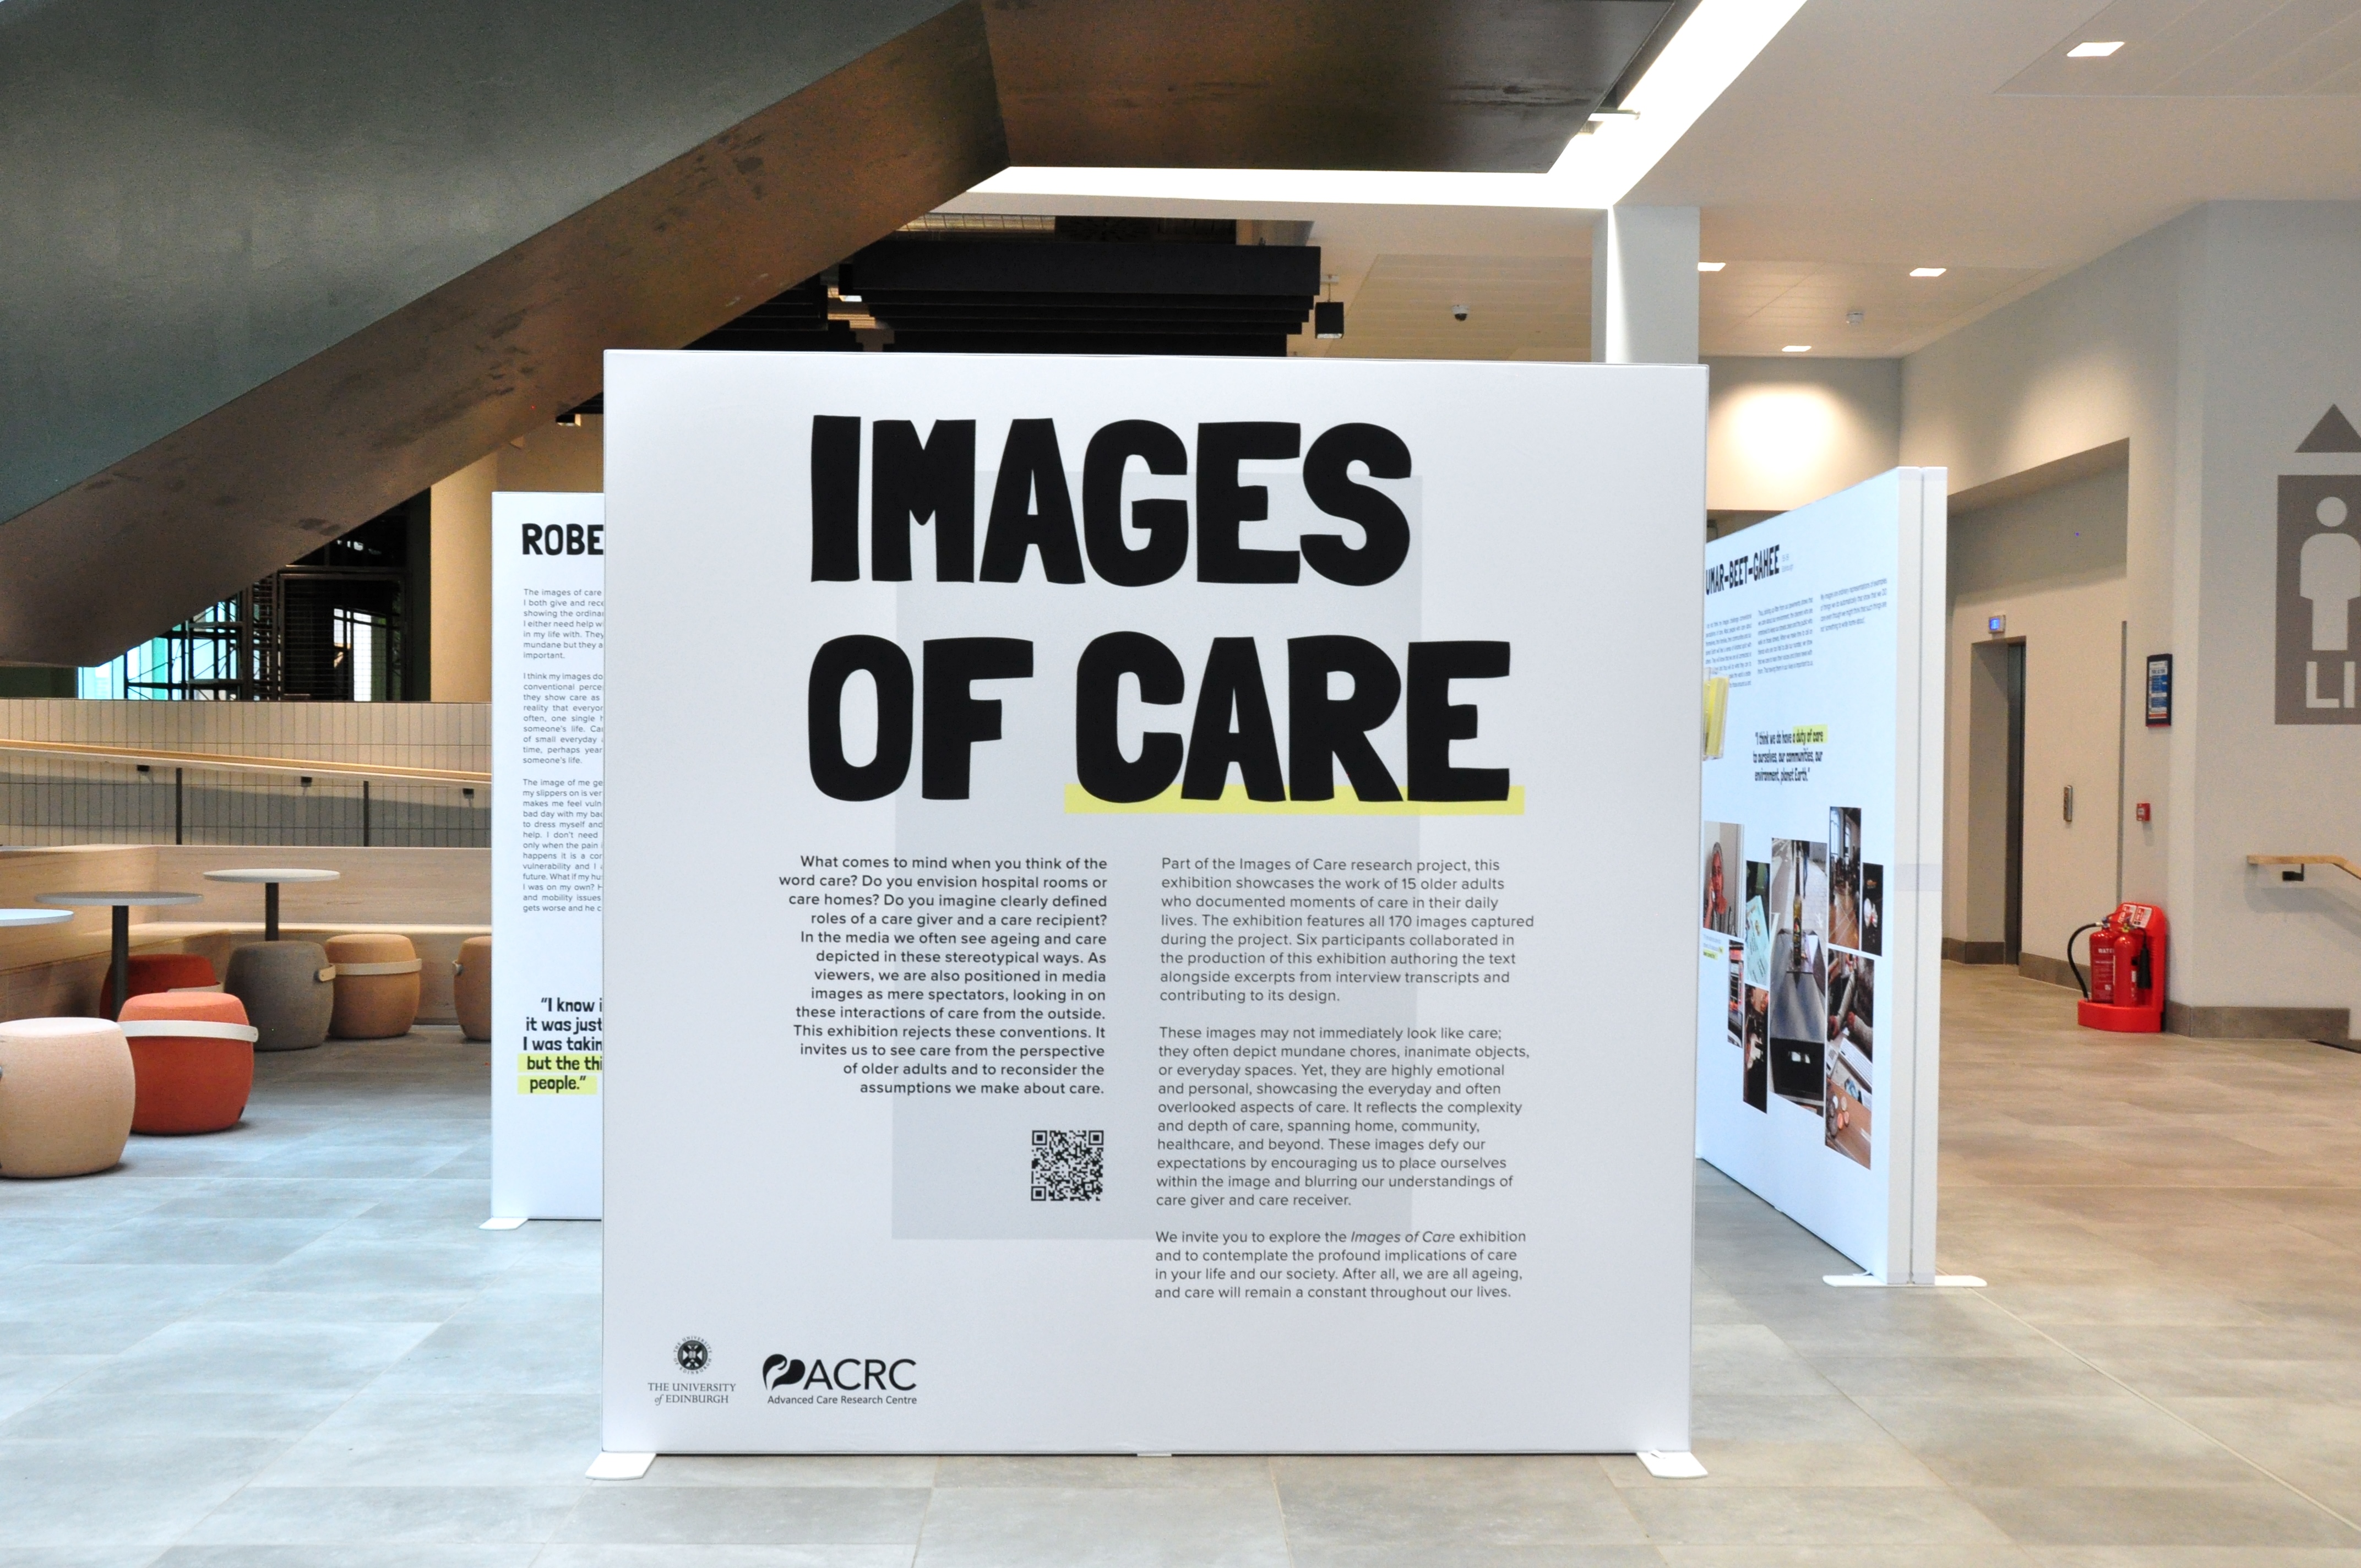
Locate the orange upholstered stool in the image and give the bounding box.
[0,1018,135,1178]
[99,951,219,1017]
[454,937,491,1042]
[118,991,258,1135]
[325,933,421,1039]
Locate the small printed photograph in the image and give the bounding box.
[1771,838,1829,946]
[1743,984,1770,1112]
[1827,950,1875,1062]
[1772,1004,1826,1108]
[1767,838,1830,1109]
[1860,863,1884,956]
[1829,806,1864,950]
[1727,941,1747,1049]
[1701,821,1744,936]
[1824,1043,1873,1169]
[1743,860,1772,988]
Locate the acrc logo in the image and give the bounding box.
[764,1353,916,1392]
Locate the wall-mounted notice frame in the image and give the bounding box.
[491,491,605,1221]
[2145,654,2173,727]
[601,351,1706,1455]
[1695,470,1947,1283]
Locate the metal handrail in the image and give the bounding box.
[2249,854,2361,883]
[0,737,486,787]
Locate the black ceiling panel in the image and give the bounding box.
[985,0,1680,172]
[841,238,1320,356]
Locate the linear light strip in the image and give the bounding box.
[961,0,1811,212]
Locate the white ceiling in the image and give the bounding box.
[1315,254,1592,360]
[1633,0,2361,269]
[2001,0,2361,97]
[949,0,2361,362]
[1700,262,2050,357]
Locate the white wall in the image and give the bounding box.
[2181,205,2361,1021]
[429,455,496,703]
[1905,214,2192,949]
[1944,464,2130,964]
[1707,357,1901,515]
[425,417,602,704]
[1906,203,2361,1029]
[498,415,603,493]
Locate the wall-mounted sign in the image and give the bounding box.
[2275,411,2361,724]
[2145,653,2173,728]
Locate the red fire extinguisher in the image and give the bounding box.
[2070,903,2168,1033]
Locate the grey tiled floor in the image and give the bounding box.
[5,966,2361,1564]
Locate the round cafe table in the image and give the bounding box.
[34,891,204,1020]
[0,910,72,929]
[202,868,341,943]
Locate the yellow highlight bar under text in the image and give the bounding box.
[1064,783,1524,816]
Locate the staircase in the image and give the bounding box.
[0,0,1683,665]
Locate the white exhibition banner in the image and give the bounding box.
[602,351,1705,1454]
[491,490,605,1221]
[1694,470,1946,1282]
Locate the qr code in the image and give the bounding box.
[1031,1129,1104,1202]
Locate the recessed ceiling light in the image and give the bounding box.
[1782,344,1811,353]
[1698,261,1727,272]
[2068,40,2123,57]
[1909,266,1947,278]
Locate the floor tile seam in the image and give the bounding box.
[1270,1452,1296,1566]
[1747,1257,2311,1537]
[906,1463,940,1568]
[1947,1182,2360,1192]
[1960,1282,2361,1538]
[1972,1183,2358,1196]
[157,1273,511,1551]
[2277,1218,2361,1260]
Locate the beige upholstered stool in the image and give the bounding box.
[325,933,421,1039]
[225,941,336,1052]
[454,936,491,1042]
[0,1017,135,1178]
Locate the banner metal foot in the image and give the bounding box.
[1637,1451,1707,1478]
[587,1452,655,1480]
[480,1217,528,1231]
[1824,1272,1985,1288]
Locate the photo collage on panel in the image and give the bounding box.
[1710,818,1880,1147]
[1822,806,1880,1169]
